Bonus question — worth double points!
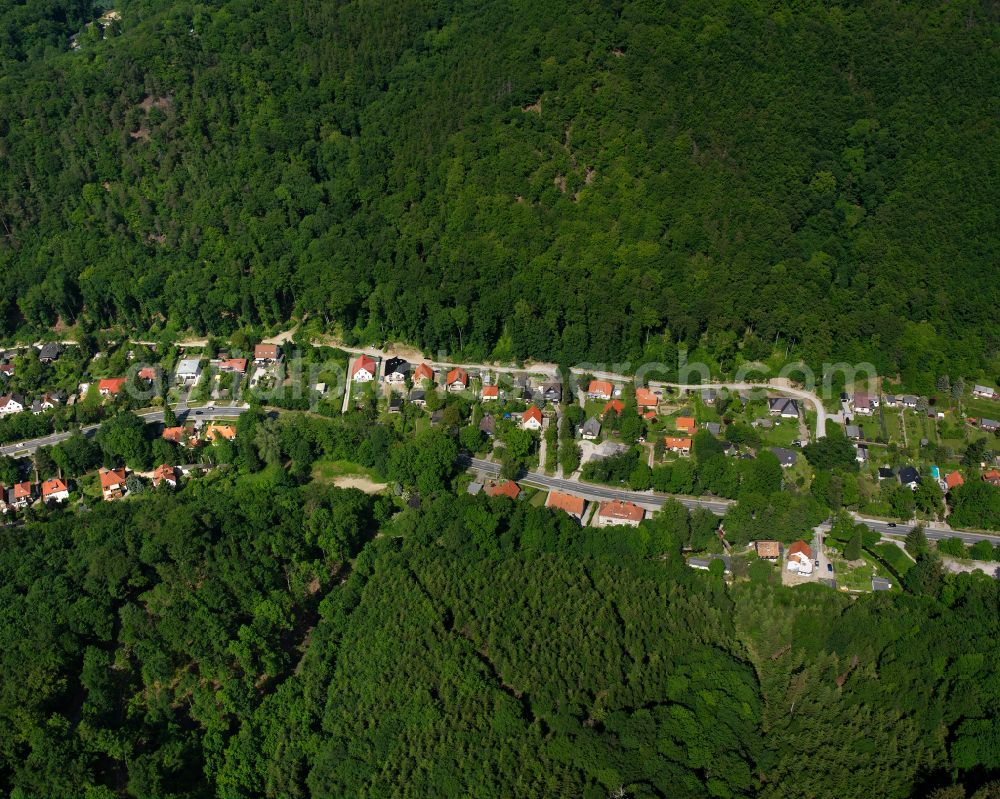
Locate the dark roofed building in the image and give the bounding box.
[769,447,798,468]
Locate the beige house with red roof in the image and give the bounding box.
[588,380,613,400]
[522,405,543,430]
[41,478,69,504]
[635,388,658,409]
[545,491,585,521]
[664,436,692,455]
[98,378,127,396]
[152,464,178,488]
[413,363,434,384]
[602,399,624,417]
[254,343,280,363]
[99,468,128,501]
[446,368,468,392]
[596,500,644,527]
[786,540,814,574]
[351,354,377,382]
[675,416,696,434]
[485,480,521,500]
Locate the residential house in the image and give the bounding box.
[852,392,872,415]
[855,444,869,464]
[479,415,496,438]
[0,392,25,417]
[944,471,965,491]
[872,577,893,591]
[770,447,797,468]
[254,343,280,363]
[383,357,410,385]
[664,436,692,455]
[642,410,658,422]
[687,555,731,572]
[635,388,658,409]
[206,423,237,442]
[581,417,601,441]
[701,388,718,405]
[481,385,500,401]
[8,481,35,511]
[409,389,426,407]
[466,482,483,496]
[41,478,69,504]
[545,491,586,522]
[162,425,197,447]
[217,358,247,375]
[587,380,613,400]
[753,417,774,430]
[878,467,896,481]
[37,343,64,364]
[602,399,624,417]
[522,405,543,431]
[898,466,921,490]
[541,380,562,403]
[351,355,377,382]
[175,358,202,384]
[97,378,127,397]
[388,396,402,414]
[596,499,644,528]
[845,424,861,439]
[99,468,128,501]
[901,395,919,409]
[675,416,696,434]
[883,395,899,408]
[980,418,999,432]
[983,469,1000,487]
[755,540,781,561]
[786,540,814,574]
[485,480,521,500]
[412,363,434,385]
[768,397,800,418]
[704,422,721,436]
[973,385,996,400]
[0,363,13,378]
[137,366,159,384]
[446,368,468,392]
[31,393,60,414]
[152,464,178,488]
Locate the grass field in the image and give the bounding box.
[311,459,378,482]
[871,542,914,577]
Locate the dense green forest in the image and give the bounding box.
[2,473,1000,798]
[1,0,999,389]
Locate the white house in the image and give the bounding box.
[522,406,543,431]
[0,394,25,416]
[41,478,69,504]
[175,358,202,384]
[351,355,377,383]
[786,540,814,575]
[973,385,996,400]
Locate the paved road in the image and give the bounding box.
[854,514,1000,546]
[465,457,1000,546]
[466,456,734,514]
[0,405,249,457]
